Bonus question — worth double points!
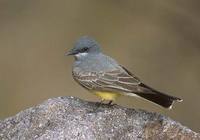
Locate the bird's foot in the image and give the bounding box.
[87,100,116,113]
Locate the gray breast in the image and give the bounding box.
[73,53,120,73]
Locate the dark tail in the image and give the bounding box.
[134,83,183,109]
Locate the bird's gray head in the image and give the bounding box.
[65,36,101,60]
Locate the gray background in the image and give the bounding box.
[0,0,199,132]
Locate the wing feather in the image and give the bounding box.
[72,66,141,93]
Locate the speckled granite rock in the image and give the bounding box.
[0,96,199,140]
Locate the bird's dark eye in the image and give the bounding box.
[81,47,89,52]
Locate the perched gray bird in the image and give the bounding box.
[65,36,182,109]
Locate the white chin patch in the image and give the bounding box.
[75,52,88,59]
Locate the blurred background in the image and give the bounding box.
[0,0,199,132]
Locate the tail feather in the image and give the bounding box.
[134,83,182,109]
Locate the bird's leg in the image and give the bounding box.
[106,100,116,107]
[93,99,105,111]
[95,99,105,106]
[107,100,113,105]
[87,100,105,113]
[88,99,116,113]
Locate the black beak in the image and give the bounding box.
[64,50,77,56]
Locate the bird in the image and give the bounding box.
[65,36,182,109]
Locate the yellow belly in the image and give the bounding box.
[95,91,120,101]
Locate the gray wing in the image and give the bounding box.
[72,66,143,93]
[73,65,182,108]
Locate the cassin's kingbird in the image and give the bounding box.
[65,36,182,109]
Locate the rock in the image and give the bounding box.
[0,96,199,140]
